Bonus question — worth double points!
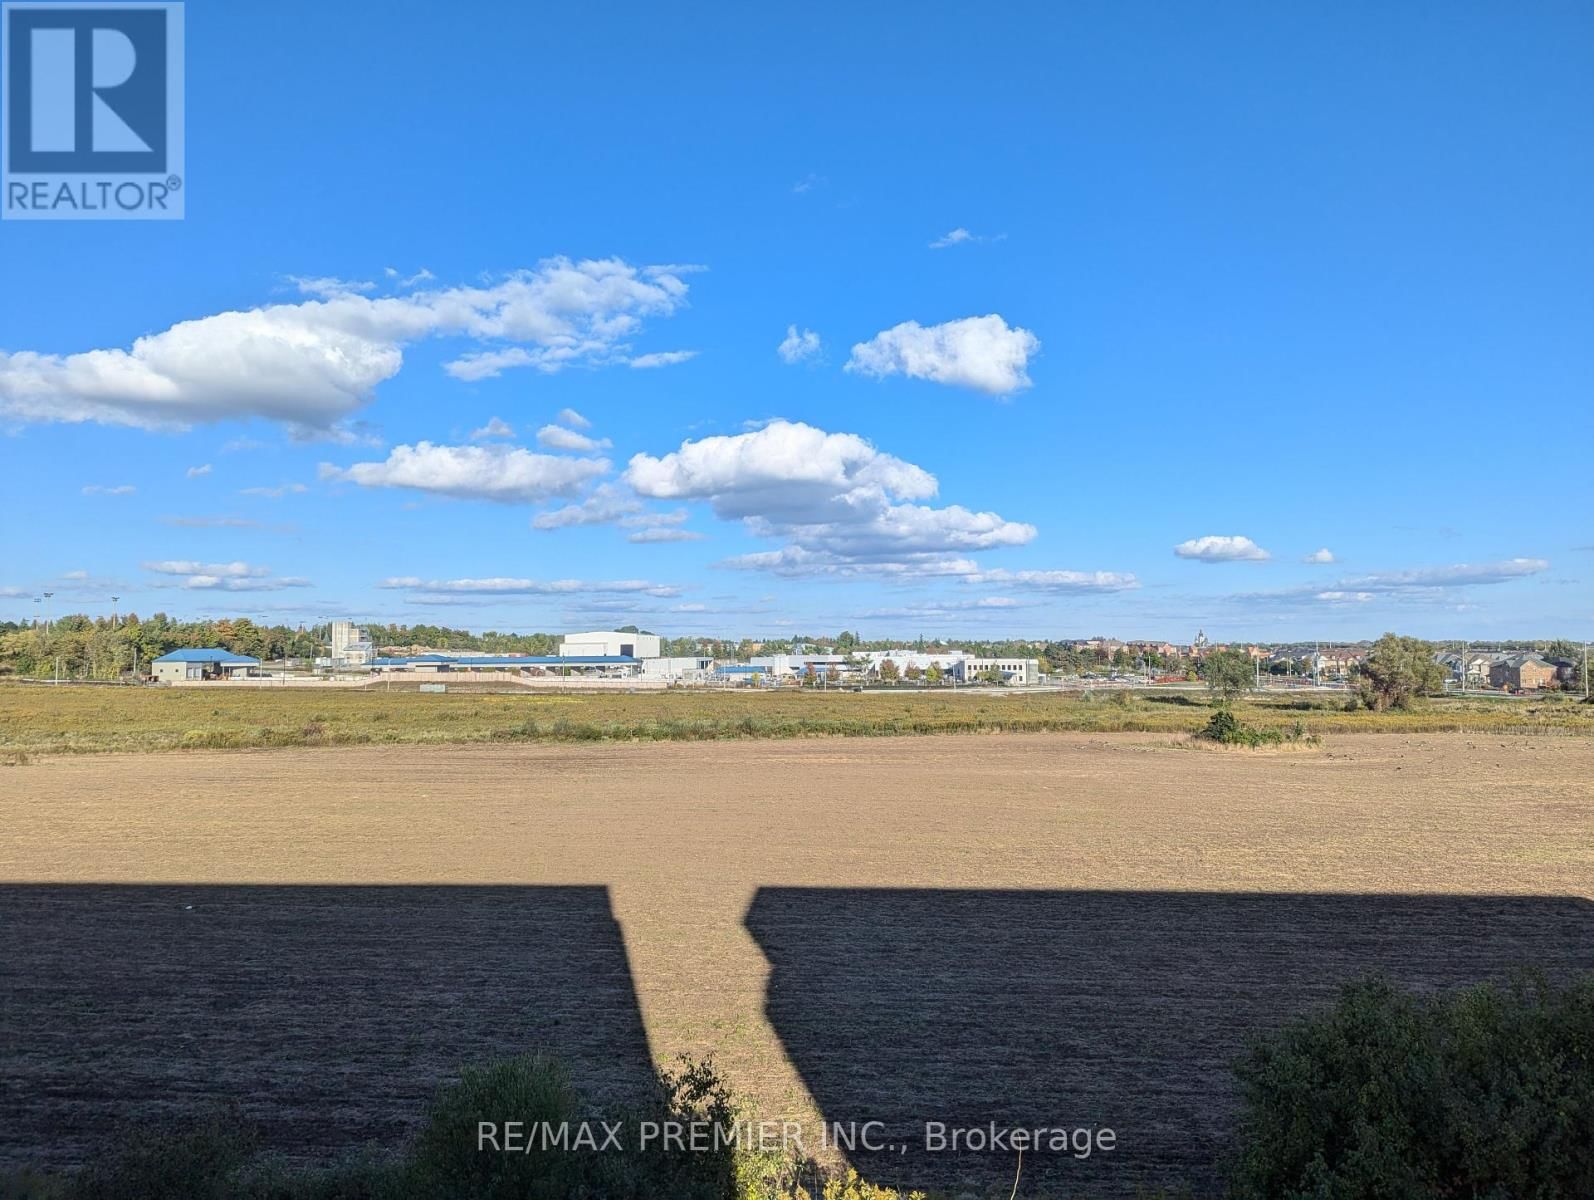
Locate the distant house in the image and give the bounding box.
[151,648,260,683]
[1488,653,1557,692]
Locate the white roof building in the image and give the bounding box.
[558,630,662,659]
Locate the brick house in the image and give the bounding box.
[1488,653,1557,692]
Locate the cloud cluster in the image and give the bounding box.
[970,568,1141,593]
[532,483,641,530]
[0,258,694,432]
[469,417,515,441]
[845,315,1039,395]
[239,482,308,498]
[1174,535,1271,562]
[1238,558,1551,607]
[380,576,680,598]
[927,228,1004,250]
[629,350,698,369]
[322,441,608,504]
[625,419,1033,575]
[536,424,612,452]
[143,559,309,590]
[777,325,822,364]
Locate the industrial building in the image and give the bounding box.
[152,648,260,683]
[863,650,971,678]
[747,652,855,679]
[559,630,662,659]
[640,655,715,683]
[964,657,1041,686]
[370,653,640,677]
[328,621,376,667]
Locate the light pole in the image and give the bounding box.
[111,596,120,628]
[41,591,54,633]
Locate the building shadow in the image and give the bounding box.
[744,888,1594,1197]
[0,884,655,1171]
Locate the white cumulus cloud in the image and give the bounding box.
[556,407,591,429]
[625,419,1033,575]
[532,484,641,530]
[469,417,515,441]
[627,527,706,544]
[845,314,1039,395]
[1175,535,1272,562]
[186,464,212,478]
[777,325,822,364]
[1303,547,1336,564]
[322,442,608,504]
[143,559,309,591]
[536,424,613,452]
[0,257,694,432]
[629,350,698,369]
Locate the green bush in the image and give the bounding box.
[1198,707,1282,747]
[1229,973,1594,1199]
[57,1055,788,1200]
[405,1053,589,1199]
[404,1052,759,1199]
[66,1108,256,1200]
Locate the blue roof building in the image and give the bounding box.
[153,649,261,665]
[151,648,260,682]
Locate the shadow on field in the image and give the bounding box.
[744,888,1594,1198]
[0,884,655,1171]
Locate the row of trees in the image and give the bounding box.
[1199,634,1475,711]
[0,614,326,681]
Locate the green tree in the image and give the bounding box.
[926,664,944,685]
[878,658,900,683]
[1355,632,1446,711]
[1202,648,1256,705]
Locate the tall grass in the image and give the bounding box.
[0,683,1588,757]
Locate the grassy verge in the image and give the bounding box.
[0,683,1589,756]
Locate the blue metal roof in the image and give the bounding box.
[371,654,637,667]
[715,665,767,674]
[154,648,260,664]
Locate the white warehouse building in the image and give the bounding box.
[557,630,662,660]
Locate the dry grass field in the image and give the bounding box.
[1,679,1591,756]
[2,732,1592,1196]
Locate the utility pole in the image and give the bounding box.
[1461,640,1468,695]
[1585,643,1590,702]
[1313,639,1320,688]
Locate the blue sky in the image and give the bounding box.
[2,1,1590,641]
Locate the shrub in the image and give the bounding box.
[1197,708,1282,747]
[1229,973,1594,1199]
[65,1108,256,1200]
[405,1053,764,1200]
[405,1053,588,1199]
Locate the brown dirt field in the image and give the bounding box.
[2,732,1591,1196]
